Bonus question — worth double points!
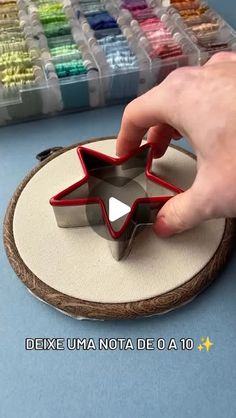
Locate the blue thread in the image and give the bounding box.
[86,12,118,31]
[77,0,140,101]
[98,34,138,71]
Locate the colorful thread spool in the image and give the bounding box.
[77,0,118,31]
[97,33,139,71]
[55,60,87,77]
[121,0,183,59]
[78,0,105,15]
[86,11,118,31]
[170,0,225,50]
[77,0,140,74]
[0,0,38,90]
[35,1,93,80]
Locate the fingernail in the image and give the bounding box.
[153,215,175,238]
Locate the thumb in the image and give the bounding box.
[154,187,207,237]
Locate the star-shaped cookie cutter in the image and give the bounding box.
[50,143,183,260]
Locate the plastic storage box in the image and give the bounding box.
[0,0,235,125]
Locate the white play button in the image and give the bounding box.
[109,197,131,222]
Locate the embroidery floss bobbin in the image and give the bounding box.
[0,0,44,121]
[34,0,99,110]
[169,0,228,51]
[121,0,183,59]
[78,0,106,15]
[77,0,138,71]
[78,0,141,100]
[0,6,35,88]
[97,34,139,71]
[37,2,88,79]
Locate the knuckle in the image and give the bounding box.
[165,66,197,85]
[123,99,139,122]
[163,67,200,103]
[208,51,236,62]
[123,102,133,119]
[212,52,229,60]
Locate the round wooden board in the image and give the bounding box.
[3,138,236,320]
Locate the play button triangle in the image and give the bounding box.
[109,197,131,222]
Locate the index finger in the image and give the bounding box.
[116,67,196,156]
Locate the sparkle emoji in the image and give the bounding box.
[198,337,214,352]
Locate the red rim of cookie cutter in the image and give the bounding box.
[50,143,183,239]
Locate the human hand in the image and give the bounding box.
[116,52,236,237]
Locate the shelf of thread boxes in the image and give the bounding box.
[0,0,235,125]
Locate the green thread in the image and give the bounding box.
[36,1,89,79]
